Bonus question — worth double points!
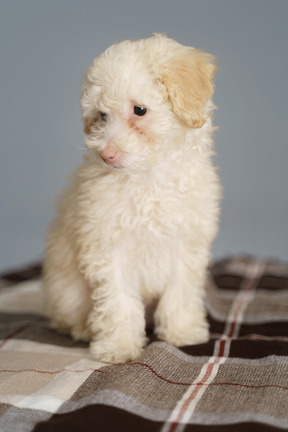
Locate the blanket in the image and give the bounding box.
[0,257,287,431]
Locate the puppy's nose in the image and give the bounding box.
[100,148,117,165]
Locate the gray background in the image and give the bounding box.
[1,0,287,272]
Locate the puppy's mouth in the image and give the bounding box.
[109,163,124,170]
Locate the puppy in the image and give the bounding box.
[43,34,221,364]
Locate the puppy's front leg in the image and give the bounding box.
[154,244,210,347]
[86,253,147,364]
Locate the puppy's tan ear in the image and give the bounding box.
[161,50,217,128]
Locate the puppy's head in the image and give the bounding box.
[81,34,217,170]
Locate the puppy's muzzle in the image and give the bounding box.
[100,146,124,169]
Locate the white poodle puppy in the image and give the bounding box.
[43,34,221,364]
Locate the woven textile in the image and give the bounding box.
[0,258,287,431]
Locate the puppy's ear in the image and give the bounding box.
[161,50,217,128]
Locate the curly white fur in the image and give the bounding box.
[43,34,221,364]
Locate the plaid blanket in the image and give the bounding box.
[0,257,288,432]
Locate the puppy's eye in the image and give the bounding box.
[100,112,107,121]
[134,106,147,117]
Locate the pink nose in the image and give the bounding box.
[100,148,117,165]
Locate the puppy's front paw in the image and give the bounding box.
[89,339,145,364]
[156,319,209,347]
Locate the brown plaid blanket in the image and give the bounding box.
[0,257,288,431]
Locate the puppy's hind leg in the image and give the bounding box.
[43,263,91,342]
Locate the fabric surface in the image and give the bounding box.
[0,257,288,432]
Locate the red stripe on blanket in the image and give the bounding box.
[165,261,264,432]
[0,368,110,375]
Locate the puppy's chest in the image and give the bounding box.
[109,181,185,232]
[86,175,189,238]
